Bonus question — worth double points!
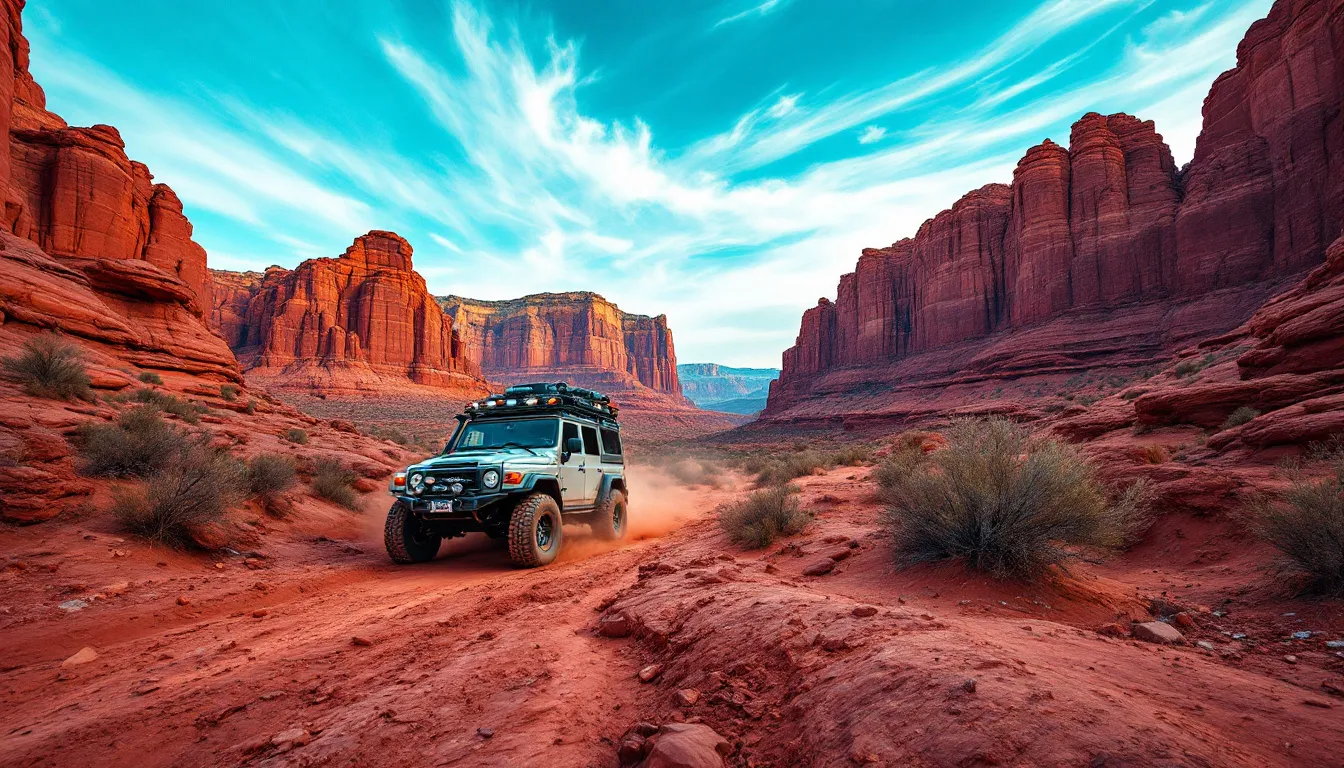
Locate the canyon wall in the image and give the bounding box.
[0,0,238,381]
[209,232,486,394]
[769,0,1344,419]
[438,292,684,398]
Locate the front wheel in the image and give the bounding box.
[591,488,628,541]
[384,501,442,564]
[507,493,563,567]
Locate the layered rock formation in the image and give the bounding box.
[0,0,237,381]
[438,292,684,398]
[678,363,779,414]
[209,232,486,394]
[769,0,1344,421]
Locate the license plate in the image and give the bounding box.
[431,500,454,513]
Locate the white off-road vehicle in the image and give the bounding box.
[384,382,628,567]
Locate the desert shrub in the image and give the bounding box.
[2,334,91,400]
[312,457,359,510]
[284,428,309,445]
[1077,395,1099,407]
[138,371,163,385]
[880,417,1150,580]
[1243,465,1344,595]
[1173,359,1200,378]
[77,406,190,478]
[753,450,829,486]
[1121,389,1146,401]
[112,387,206,424]
[219,384,238,401]
[1141,444,1168,464]
[1221,406,1260,431]
[831,444,873,467]
[718,485,810,548]
[872,446,929,498]
[244,399,257,415]
[246,453,297,497]
[113,441,245,548]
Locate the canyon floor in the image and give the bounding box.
[4,461,1343,768]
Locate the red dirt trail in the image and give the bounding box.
[2,467,1343,767]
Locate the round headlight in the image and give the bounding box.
[409,472,424,496]
[450,482,464,495]
[424,476,436,485]
[482,470,500,488]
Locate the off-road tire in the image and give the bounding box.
[591,488,628,541]
[507,493,563,567]
[384,501,442,564]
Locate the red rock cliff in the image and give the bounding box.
[0,0,237,381]
[438,292,684,398]
[209,232,486,394]
[771,0,1344,417]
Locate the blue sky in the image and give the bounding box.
[28,0,1272,367]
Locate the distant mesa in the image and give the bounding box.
[678,363,779,414]
[438,292,686,402]
[208,231,488,396]
[765,0,1344,424]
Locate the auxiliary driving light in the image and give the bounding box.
[482,470,500,488]
[450,482,464,495]
[525,397,539,405]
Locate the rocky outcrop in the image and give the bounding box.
[439,292,684,398]
[770,0,1344,420]
[210,232,486,393]
[678,364,779,404]
[0,0,237,381]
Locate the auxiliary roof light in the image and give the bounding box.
[546,397,559,405]
[505,399,517,406]
[525,397,539,405]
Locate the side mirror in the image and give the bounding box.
[563,437,583,460]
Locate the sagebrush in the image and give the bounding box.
[246,453,297,497]
[718,484,811,548]
[113,441,245,548]
[1243,454,1344,595]
[312,457,360,510]
[2,334,91,400]
[78,406,190,478]
[880,417,1150,580]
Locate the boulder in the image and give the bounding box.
[1133,621,1184,645]
[636,723,730,768]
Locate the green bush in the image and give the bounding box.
[111,387,206,424]
[246,453,297,497]
[113,441,245,548]
[1221,406,1260,431]
[1244,462,1344,595]
[284,428,309,445]
[881,417,1150,580]
[77,406,190,478]
[2,334,91,400]
[718,485,810,548]
[312,457,360,510]
[220,384,238,401]
[138,371,163,385]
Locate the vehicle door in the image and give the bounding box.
[559,420,587,506]
[580,425,603,502]
[599,426,624,494]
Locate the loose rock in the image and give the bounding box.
[1132,621,1184,645]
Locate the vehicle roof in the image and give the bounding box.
[466,408,619,430]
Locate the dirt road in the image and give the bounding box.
[4,468,1344,767]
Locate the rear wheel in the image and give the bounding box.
[384,501,442,564]
[507,493,563,567]
[591,488,627,541]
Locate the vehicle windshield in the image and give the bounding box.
[453,418,558,451]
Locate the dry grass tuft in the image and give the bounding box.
[2,334,91,400]
[718,484,811,548]
[312,457,360,510]
[113,441,245,548]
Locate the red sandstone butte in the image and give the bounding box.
[768,0,1344,421]
[439,292,685,399]
[209,232,487,394]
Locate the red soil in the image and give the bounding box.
[4,467,1341,767]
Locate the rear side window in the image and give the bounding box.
[562,421,579,448]
[600,428,622,455]
[581,425,600,456]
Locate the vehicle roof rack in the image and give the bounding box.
[465,382,620,422]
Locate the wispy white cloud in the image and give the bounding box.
[713,0,791,29]
[857,126,886,144]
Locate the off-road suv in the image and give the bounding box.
[384,382,628,567]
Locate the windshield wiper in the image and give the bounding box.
[498,441,538,455]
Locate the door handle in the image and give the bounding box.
[577,467,586,473]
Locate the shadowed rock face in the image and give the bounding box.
[0,0,238,381]
[438,292,684,398]
[771,0,1344,418]
[209,232,487,394]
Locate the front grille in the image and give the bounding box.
[420,463,481,497]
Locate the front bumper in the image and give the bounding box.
[398,492,509,519]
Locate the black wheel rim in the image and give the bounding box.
[409,521,435,546]
[536,514,554,551]
[613,502,625,534]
